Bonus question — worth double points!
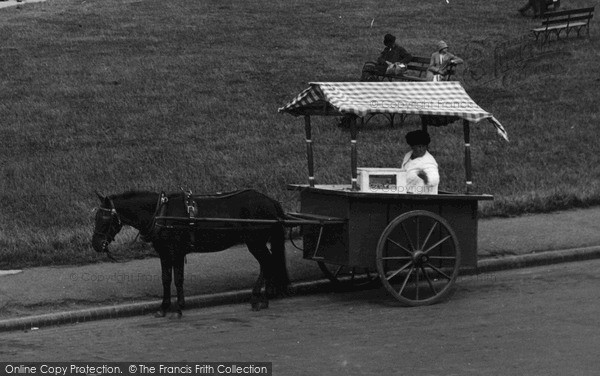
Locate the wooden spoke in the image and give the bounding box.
[385,260,414,282]
[386,238,413,256]
[401,223,416,252]
[416,216,420,250]
[376,210,461,306]
[397,265,415,298]
[414,267,420,301]
[421,265,438,295]
[423,235,452,255]
[423,262,453,281]
[421,221,439,251]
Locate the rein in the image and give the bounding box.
[94,198,122,262]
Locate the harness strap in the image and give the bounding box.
[140,192,168,242]
[183,189,198,248]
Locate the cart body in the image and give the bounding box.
[289,185,492,273]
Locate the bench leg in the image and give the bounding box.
[552,29,563,42]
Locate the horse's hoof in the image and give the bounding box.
[170,311,183,319]
[251,297,267,311]
[251,297,269,311]
[250,295,262,311]
[154,310,167,318]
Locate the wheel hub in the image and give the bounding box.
[412,250,428,266]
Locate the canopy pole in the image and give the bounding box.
[304,115,315,187]
[350,116,359,191]
[463,119,473,194]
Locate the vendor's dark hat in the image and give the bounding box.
[383,34,396,45]
[405,130,431,146]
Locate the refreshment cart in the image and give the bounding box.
[279,81,508,305]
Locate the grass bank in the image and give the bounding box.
[0,0,599,267]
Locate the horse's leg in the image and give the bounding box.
[247,244,272,311]
[173,250,186,318]
[269,224,291,296]
[155,246,173,318]
[251,267,267,311]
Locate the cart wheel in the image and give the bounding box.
[376,210,461,306]
[317,262,379,289]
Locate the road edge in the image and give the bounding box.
[2,245,600,332]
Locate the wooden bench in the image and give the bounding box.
[531,6,595,43]
[361,56,456,82]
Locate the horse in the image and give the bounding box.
[91,189,291,317]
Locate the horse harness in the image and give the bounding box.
[184,189,198,248]
[104,190,259,251]
[139,192,170,243]
[146,190,199,250]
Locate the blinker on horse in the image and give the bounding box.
[92,189,291,317]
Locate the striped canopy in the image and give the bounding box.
[279,82,508,140]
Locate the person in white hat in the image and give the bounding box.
[401,130,439,194]
[426,40,463,82]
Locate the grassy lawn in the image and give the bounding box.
[0,0,598,267]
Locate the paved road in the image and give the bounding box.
[2,259,599,375]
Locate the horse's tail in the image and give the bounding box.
[270,201,290,287]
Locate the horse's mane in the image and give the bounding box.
[109,190,157,200]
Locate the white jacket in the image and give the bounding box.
[401,151,439,194]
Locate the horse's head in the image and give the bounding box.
[92,192,123,253]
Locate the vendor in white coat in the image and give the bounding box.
[401,130,439,194]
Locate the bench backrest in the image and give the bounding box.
[405,56,430,77]
[542,6,595,26]
[405,55,457,79]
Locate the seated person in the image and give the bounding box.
[519,0,557,18]
[361,34,412,81]
[401,130,439,194]
[426,41,463,82]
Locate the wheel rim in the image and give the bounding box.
[376,210,461,306]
